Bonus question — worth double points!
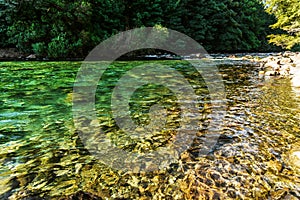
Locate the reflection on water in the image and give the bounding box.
[0,61,300,199]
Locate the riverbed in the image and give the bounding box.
[0,61,300,199]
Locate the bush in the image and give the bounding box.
[32,42,47,57]
[47,33,69,58]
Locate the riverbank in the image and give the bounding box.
[0,48,84,61]
[0,48,26,60]
[0,48,285,62]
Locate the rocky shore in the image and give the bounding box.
[257,52,300,77]
[0,48,27,60]
[0,48,83,61]
[197,52,300,84]
[254,52,300,97]
[205,52,300,95]
[1,48,299,80]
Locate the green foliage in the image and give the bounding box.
[164,0,276,52]
[265,0,300,49]
[268,34,300,50]
[32,42,47,56]
[0,0,280,57]
[47,33,69,58]
[0,1,10,47]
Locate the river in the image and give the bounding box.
[0,61,299,199]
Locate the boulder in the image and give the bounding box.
[265,71,276,76]
[279,57,293,65]
[291,53,300,66]
[280,64,292,77]
[26,54,36,59]
[264,61,280,72]
[291,67,300,87]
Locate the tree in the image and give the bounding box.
[0,0,282,57]
[265,0,300,49]
[0,2,8,47]
[173,0,274,52]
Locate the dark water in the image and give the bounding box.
[0,61,300,199]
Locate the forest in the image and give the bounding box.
[0,0,299,58]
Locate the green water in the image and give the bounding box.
[0,61,300,199]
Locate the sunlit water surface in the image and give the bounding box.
[0,61,300,199]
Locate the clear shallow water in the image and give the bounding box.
[0,61,300,199]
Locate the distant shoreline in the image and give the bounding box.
[0,48,288,62]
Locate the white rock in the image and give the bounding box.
[279,57,293,65]
[265,71,276,76]
[290,66,300,96]
[264,61,280,71]
[291,75,300,87]
[280,64,292,76]
[26,54,36,59]
[291,53,300,61]
[291,151,300,168]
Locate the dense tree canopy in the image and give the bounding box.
[0,0,281,58]
[265,0,300,49]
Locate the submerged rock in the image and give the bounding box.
[291,151,300,167]
[59,191,99,200]
[288,150,300,174]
